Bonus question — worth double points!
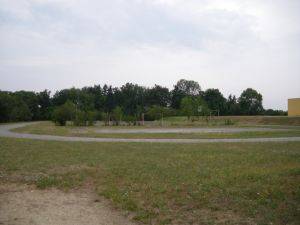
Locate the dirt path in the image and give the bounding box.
[0,184,136,225]
[1,122,300,143]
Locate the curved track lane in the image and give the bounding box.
[1,122,300,143]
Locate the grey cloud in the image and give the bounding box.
[0,0,299,110]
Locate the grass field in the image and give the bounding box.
[1,137,299,225]
[162,116,300,126]
[13,121,300,139]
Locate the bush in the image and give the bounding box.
[224,119,235,125]
[52,101,76,126]
[73,110,86,126]
[123,115,136,125]
[112,106,123,125]
[10,100,32,121]
[145,105,174,121]
[86,111,96,126]
[73,110,96,126]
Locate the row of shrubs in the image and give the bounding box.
[52,101,176,126]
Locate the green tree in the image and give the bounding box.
[52,101,76,126]
[226,94,240,115]
[175,79,201,96]
[239,88,263,115]
[171,79,201,109]
[86,111,97,126]
[203,89,226,115]
[118,83,146,115]
[13,91,40,120]
[180,96,194,120]
[146,105,164,121]
[0,92,14,122]
[112,106,123,125]
[38,90,52,120]
[10,98,32,121]
[193,96,210,117]
[146,85,170,107]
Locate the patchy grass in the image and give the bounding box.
[0,137,299,225]
[163,116,300,126]
[12,121,300,139]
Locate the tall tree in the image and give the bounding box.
[38,90,51,120]
[239,88,263,115]
[13,91,39,120]
[0,92,14,122]
[146,85,170,107]
[180,96,194,120]
[119,83,146,115]
[171,79,201,109]
[203,89,226,115]
[226,94,240,115]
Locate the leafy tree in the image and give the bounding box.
[13,91,40,120]
[10,98,32,121]
[0,80,271,122]
[180,96,209,120]
[82,85,106,111]
[239,88,263,115]
[0,92,14,122]
[145,105,173,120]
[180,96,194,120]
[0,91,33,122]
[193,96,210,117]
[146,85,170,107]
[226,94,240,115]
[175,79,201,96]
[203,89,226,115]
[263,109,287,116]
[86,111,97,126]
[52,88,79,106]
[38,90,52,120]
[52,101,76,126]
[118,83,146,115]
[104,85,116,113]
[171,79,201,109]
[112,106,123,125]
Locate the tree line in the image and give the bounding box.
[0,79,286,124]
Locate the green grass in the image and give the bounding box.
[163,116,300,126]
[0,137,299,225]
[13,121,300,139]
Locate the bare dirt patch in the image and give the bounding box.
[0,183,136,225]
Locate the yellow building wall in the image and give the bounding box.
[288,98,300,116]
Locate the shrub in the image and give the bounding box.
[112,106,123,125]
[73,110,86,126]
[52,101,76,126]
[86,111,96,126]
[145,106,174,121]
[224,119,235,125]
[73,110,96,126]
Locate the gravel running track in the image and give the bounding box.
[0,122,300,143]
[95,127,289,133]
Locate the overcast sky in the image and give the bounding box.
[0,0,299,110]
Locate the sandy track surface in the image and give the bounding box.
[1,122,300,143]
[0,184,136,225]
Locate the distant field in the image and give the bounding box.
[0,138,299,225]
[12,121,300,139]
